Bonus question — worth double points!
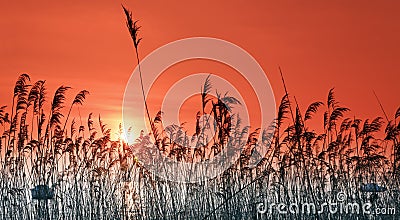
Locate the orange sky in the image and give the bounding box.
[1,1,399,138]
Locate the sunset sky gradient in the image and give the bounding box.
[1,1,399,138]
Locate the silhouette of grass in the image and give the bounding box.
[0,6,398,220]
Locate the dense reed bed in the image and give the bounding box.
[0,72,399,219]
[0,6,398,220]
